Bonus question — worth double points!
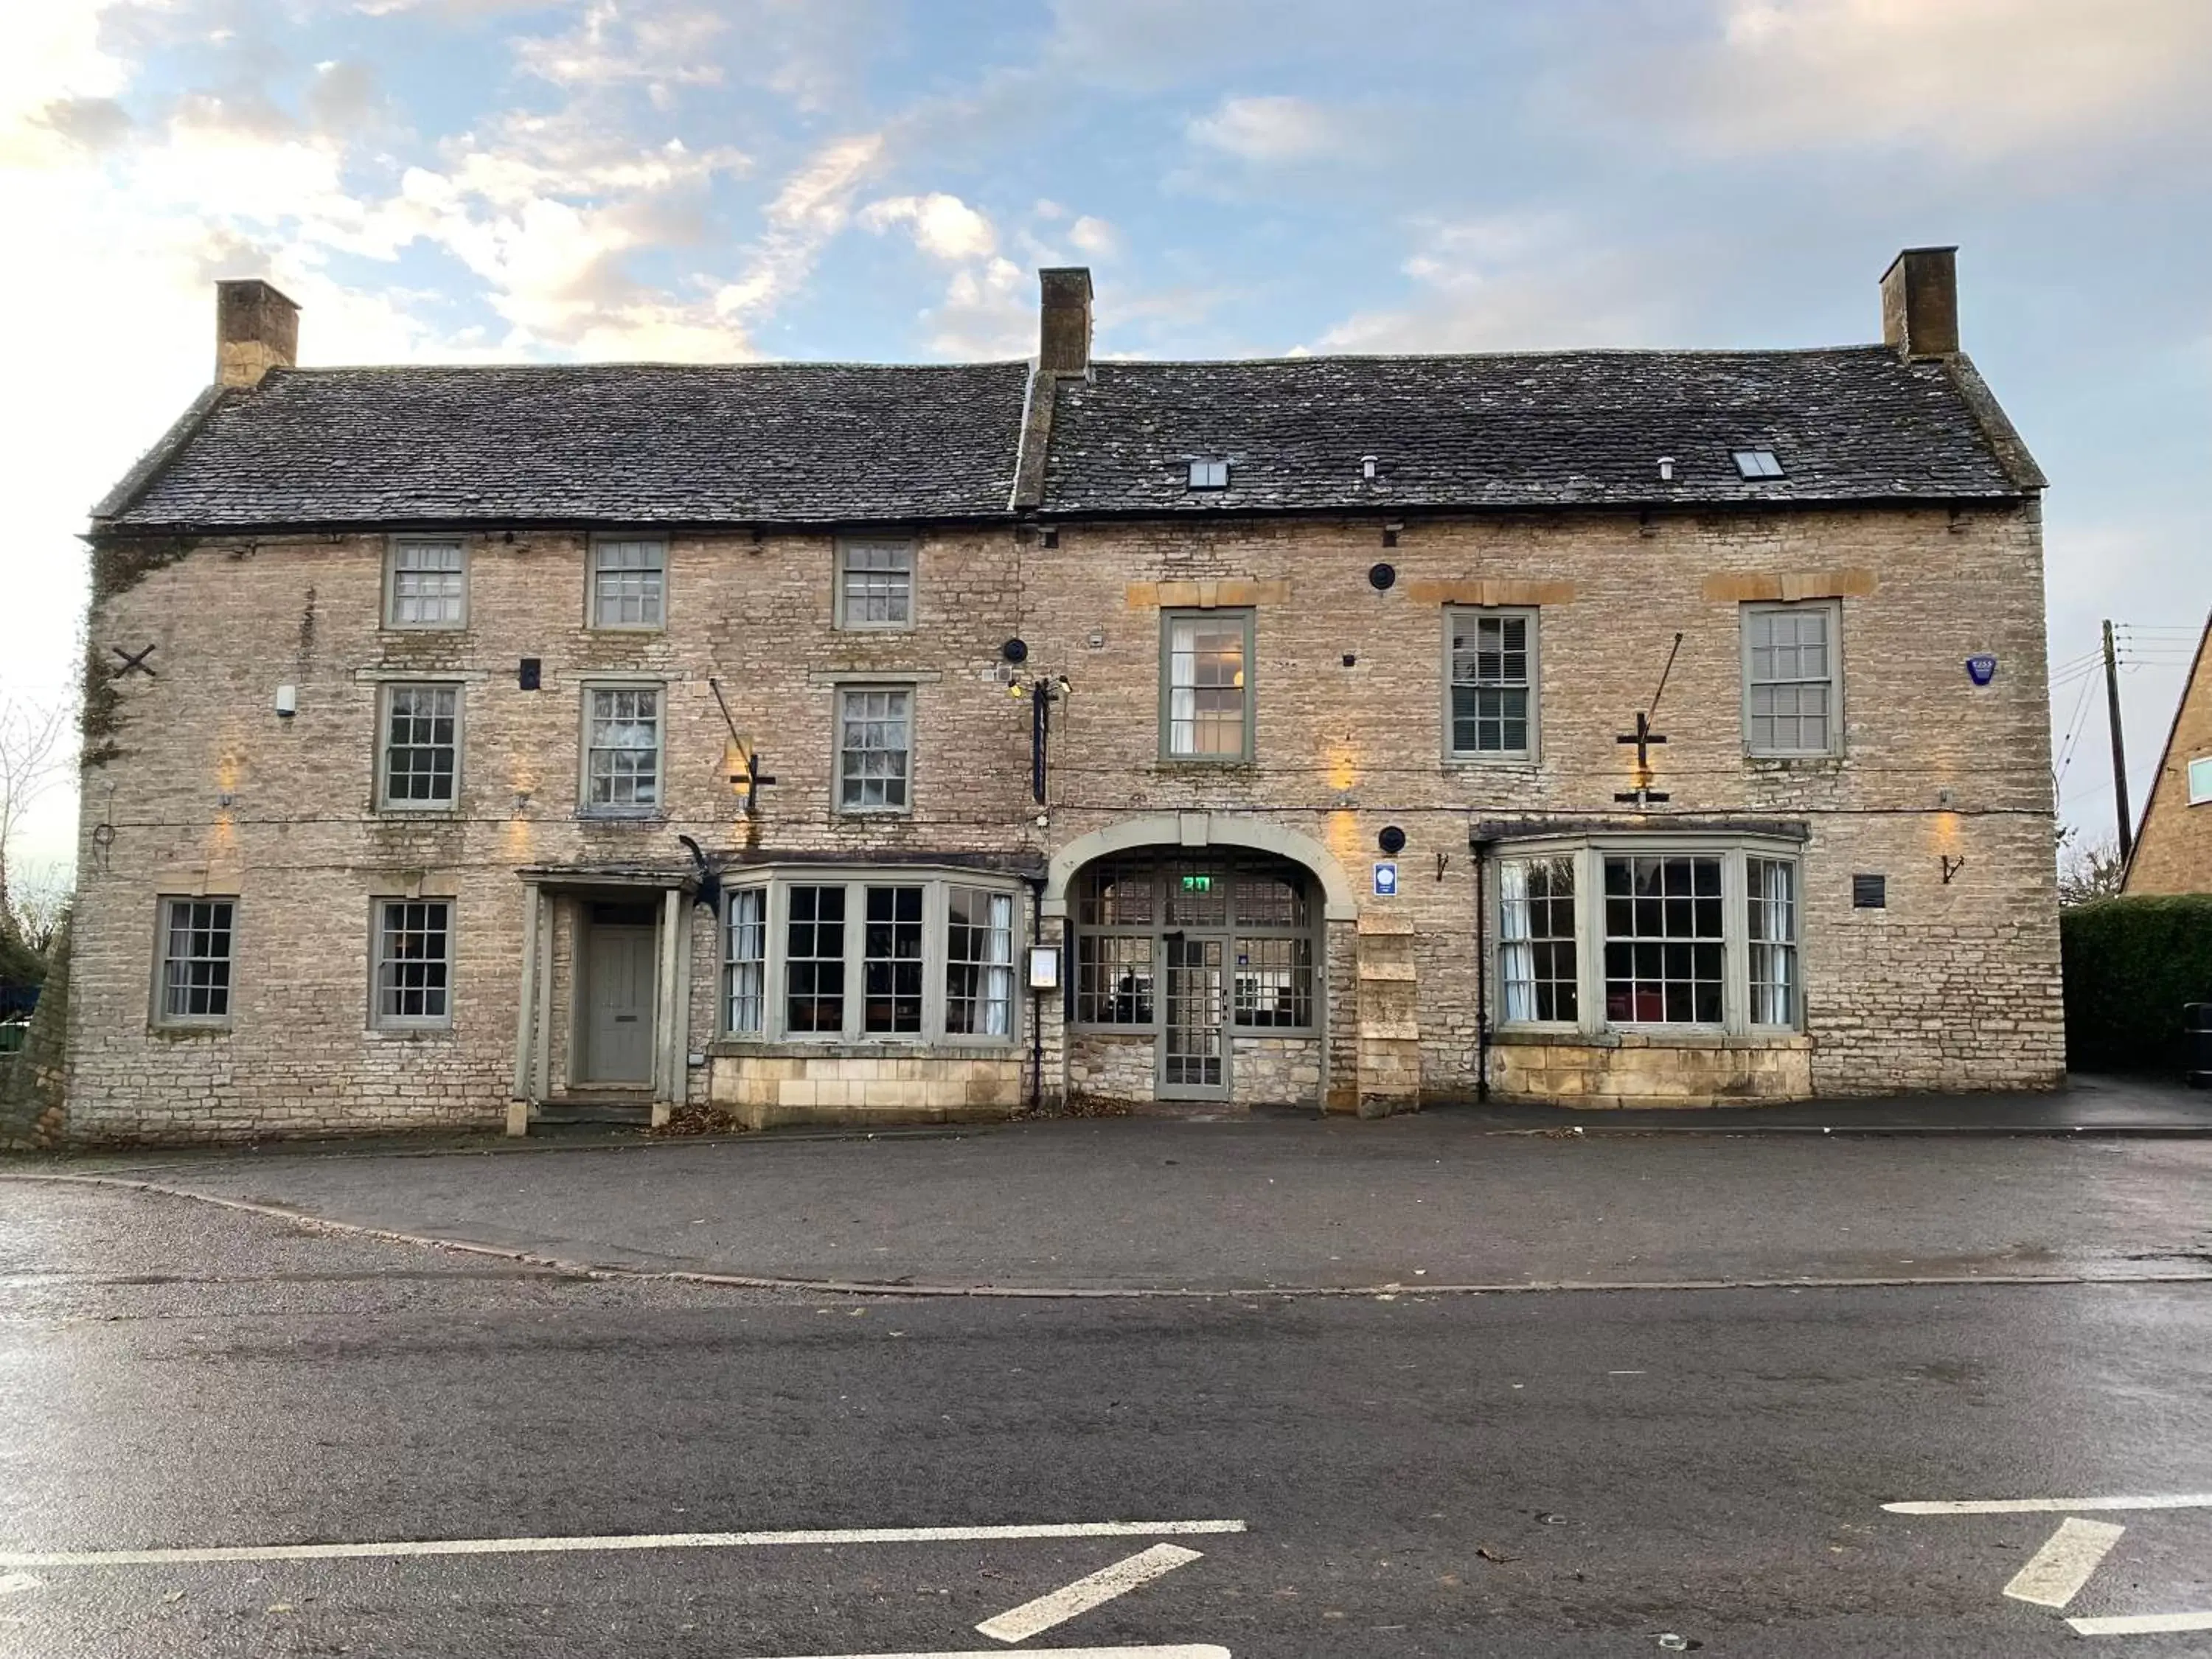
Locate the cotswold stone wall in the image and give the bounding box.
[66,500,2062,1141]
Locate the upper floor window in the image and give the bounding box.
[379,683,460,810]
[1162,610,1253,762]
[838,686,913,813]
[582,684,662,813]
[373,898,453,1029]
[1742,601,1842,757]
[1493,838,1802,1035]
[386,538,466,629]
[1447,607,1537,760]
[2189,755,2212,807]
[156,897,235,1027]
[591,538,666,630]
[837,540,915,629]
[722,872,1022,1044]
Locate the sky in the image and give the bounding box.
[3,0,2209,880]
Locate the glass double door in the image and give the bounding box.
[1159,931,1230,1100]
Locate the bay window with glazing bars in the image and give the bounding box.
[719,874,1021,1044]
[1492,840,1803,1036]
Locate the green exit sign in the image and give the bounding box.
[1180,874,1213,892]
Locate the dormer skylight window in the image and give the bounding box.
[1732,448,1785,479]
[1188,459,1230,490]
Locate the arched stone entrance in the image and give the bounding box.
[1045,815,1357,1109]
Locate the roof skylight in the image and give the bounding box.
[1187,459,1230,490]
[1732,448,1785,479]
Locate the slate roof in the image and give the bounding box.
[97,341,2038,535]
[1038,348,2030,515]
[102,361,1030,531]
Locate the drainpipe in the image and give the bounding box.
[1470,835,1492,1104]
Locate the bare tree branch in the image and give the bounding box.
[7,861,71,955]
[0,691,72,929]
[2056,827,2128,907]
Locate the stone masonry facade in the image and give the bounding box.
[65,502,2063,1141]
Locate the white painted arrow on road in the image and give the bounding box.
[976,1543,1203,1644]
[2003,1518,2124,1609]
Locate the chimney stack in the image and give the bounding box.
[216,279,300,389]
[1879,246,1958,359]
[1037,267,1092,375]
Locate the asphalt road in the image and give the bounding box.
[4,1181,2212,1657]
[54,1116,2212,1293]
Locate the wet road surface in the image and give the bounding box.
[3,1180,2211,1655]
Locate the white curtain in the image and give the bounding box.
[1498,859,1534,1023]
[982,891,1014,1037]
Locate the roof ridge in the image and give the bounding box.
[1091,344,1900,369]
[265,358,1030,377]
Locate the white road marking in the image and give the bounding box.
[0,1520,1245,1571]
[765,1649,1228,1658]
[2068,1612,2212,1636]
[2002,1518,2124,1608]
[0,1572,41,1596]
[975,1543,1203,1644]
[1884,1494,2212,1515]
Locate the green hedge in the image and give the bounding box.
[2062,894,2212,1073]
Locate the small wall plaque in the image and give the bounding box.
[1852,874,1888,909]
[1374,860,1400,897]
[1027,945,1060,992]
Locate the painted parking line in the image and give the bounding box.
[976,1544,1202,1644]
[2068,1613,2212,1636]
[0,1519,1246,1571]
[1884,1495,2212,1516]
[2003,1519,2126,1609]
[768,1649,1228,1658]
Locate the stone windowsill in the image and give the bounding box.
[708,1040,1020,1062]
[1489,1027,1811,1051]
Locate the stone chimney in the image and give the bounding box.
[1879,246,1958,358]
[216,279,300,389]
[1038,267,1092,375]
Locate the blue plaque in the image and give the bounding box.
[1373,860,1399,897]
[1966,654,1997,686]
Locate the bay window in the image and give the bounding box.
[1492,837,1804,1035]
[720,870,1023,1044]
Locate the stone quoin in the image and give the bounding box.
[56,251,2062,1144]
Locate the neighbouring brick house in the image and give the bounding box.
[58,247,2061,1144]
[2122,611,2212,895]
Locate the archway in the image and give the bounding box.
[1047,815,1355,1106]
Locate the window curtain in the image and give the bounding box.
[1498,859,1534,1023]
[982,891,1014,1036]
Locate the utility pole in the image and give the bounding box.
[2103,619,2132,862]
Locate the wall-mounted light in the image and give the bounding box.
[274,684,297,718]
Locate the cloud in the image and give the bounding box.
[512,1,728,98]
[1631,0,2212,167]
[1067,214,1116,257]
[713,131,886,322]
[859,192,997,261]
[1188,94,1347,163]
[1313,214,1677,353]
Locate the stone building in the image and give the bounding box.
[2122,611,2212,894]
[62,247,2062,1144]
